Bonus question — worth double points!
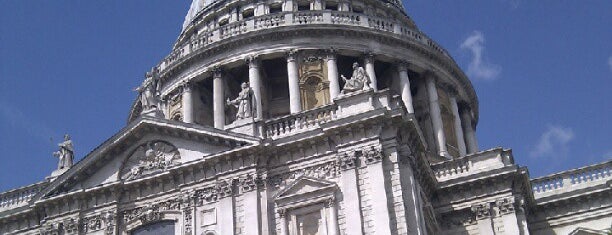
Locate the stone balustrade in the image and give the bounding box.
[264,103,337,139]
[157,10,450,75]
[531,160,612,197]
[0,182,47,213]
[431,148,514,182]
[263,89,402,139]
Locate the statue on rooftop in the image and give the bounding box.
[135,68,161,114]
[340,62,370,94]
[53,134,74,170]
[227,82,255,120]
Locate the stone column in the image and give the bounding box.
[213,68,225,129]
[460,107,479,154]
[397,63,414,113]
[326,199,339,235]
[449,95,467,157]
[326,50,340,100]
[337,152,364,235]
[425,74,449,158]
[287,50,302,113]
[364,147,392,235]
[182,82,195,123]
[364,53,378,91]
[247,56,264,119]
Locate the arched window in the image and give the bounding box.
[131,221,176,235]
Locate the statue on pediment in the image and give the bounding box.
[135,69,161,114]
[227,82,255,120]
[53,134,74,170]
[340,62,370,94]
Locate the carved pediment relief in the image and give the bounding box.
[274,176,337,207]
[120,140,181,180]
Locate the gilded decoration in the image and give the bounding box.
[121,140,181,180]
[299,53,330,110]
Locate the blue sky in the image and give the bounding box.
[0,1,610,192]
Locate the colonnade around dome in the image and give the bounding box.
[132,48,479,161]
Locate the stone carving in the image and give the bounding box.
[123,205,161,225]
[496,198,515,215]
[238,174,258,193]
[104,211,115,235]
[227,82,255,120]
[63,218,78,234]
[183,207,193,235]
[121,140,181,180]
[195,187,219,204]
[337,152,357,170]
[267,161,339,189]
[52,134,74,171]
[364,146,384,164]
[82,214,103,233]
[135,69,161,115]
[471,203,491,220]
[340,62,370,94]
[216,179,235,198]
[40,222,60,235]
[122,199,182,226]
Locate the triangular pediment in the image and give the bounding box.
[274,176,337,203]
[36,116,260,200]
[569,227,608,235]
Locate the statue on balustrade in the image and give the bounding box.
[135,69,161,114]
[227,82,255,120]
[53,134,74,170]
[340,62,370,94]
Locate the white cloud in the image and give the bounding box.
[529,125,574,158]
[608,56,612,72]
[460,31,502,81]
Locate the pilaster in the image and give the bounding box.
[337,152,364,235]
[363,146,392,235]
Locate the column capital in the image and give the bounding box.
[363,51,375,63]
[396,61,409,72]
[245,55,260,68]
[277,208,287,218]
[212,66,223,78]
[325,197,336,208]
[364,146,384,164]
[471,203,492,220]
[337,152,357,170]
[180,81,193,92]
[326,47,337,60]
[286,49,298,62]
[440,83,458,97]
[423,70,438,80]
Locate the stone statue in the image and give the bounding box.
[340,62,370,94]
[53,134,74,170]
[135,69,161,114]
[227,82,255,120]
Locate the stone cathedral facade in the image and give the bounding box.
[1,1,611,235]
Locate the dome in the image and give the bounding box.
[182,0,218,30]
[132,0,480,160]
